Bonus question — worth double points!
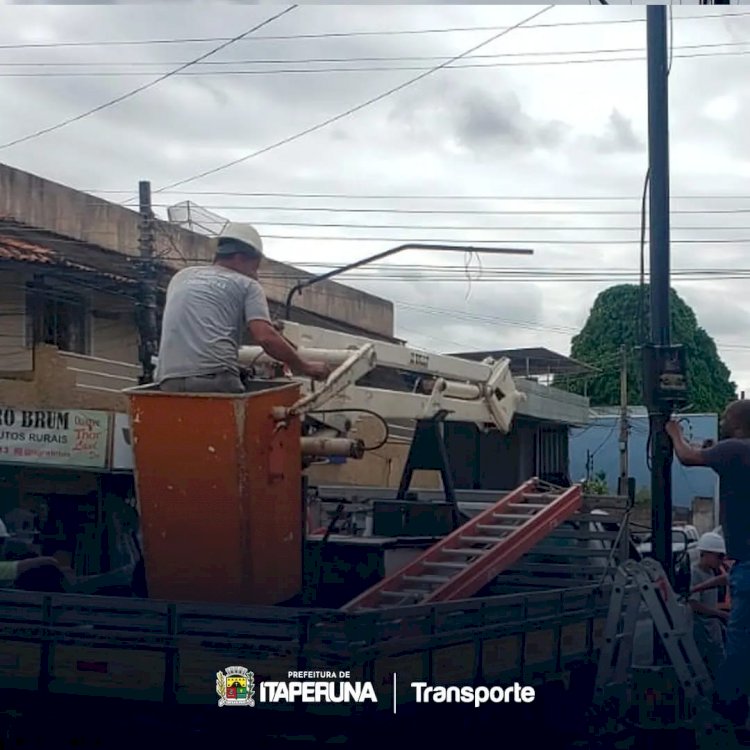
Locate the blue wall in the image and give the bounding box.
[569,412,719,507]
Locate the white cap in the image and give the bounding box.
[217,222,264,257]
[697,531,726,554]
[0,520,9,538]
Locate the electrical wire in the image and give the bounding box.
[305,408,390,451]
[21,200,750,215]
[120,204,750,215]
[139,5,554,199]
[0,9,744,50]
[638,169,650,356]
[139,220,750,231]
[84,190,750,200]
[0,39,745,67]
[149,233,750,245]
[668,4,674,75]
[5,47,750,78]
[3,40,750,74]
[0,5,298,151]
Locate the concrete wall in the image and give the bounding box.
[569,412,719,507]
[0,345,129,412]
[691,497,716,535]
[0,163,394,338]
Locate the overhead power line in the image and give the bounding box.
[7,47,750,77]
[0,9,745,50]
[1,39,746,68]
[138,5,554,199]
[124,221,750,231]
[138,204,750,215]
[0,5,298,151]
[155,234,750,244]
[84,190,750,200]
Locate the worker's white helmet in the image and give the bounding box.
[697,531,726,554]
[217,222,264,258]
[0,520,9,538]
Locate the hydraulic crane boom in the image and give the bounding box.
[239,320,527,434]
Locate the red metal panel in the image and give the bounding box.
[423,485,582,602]
[340,479,538,612]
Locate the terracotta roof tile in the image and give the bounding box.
[0,235,56,264]
[0,233,134,285]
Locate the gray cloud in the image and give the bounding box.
[0,3,748,390]
[593,108,644,154]
[453,88,568,152]
[389,82,568,156]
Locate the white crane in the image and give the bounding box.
[239,320,526,442]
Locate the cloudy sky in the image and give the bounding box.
[1,3,750,393]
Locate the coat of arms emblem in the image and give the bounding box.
[216,665,255,707]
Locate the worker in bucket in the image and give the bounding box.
[689,532,728,678]
[155,222,330,393]
[666,401,750,727]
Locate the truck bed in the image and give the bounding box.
[0,580,611,716]
[0,495,629,714]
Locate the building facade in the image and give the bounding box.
[0,163,396,577]
[569,407,719,511]
[0,163,593,584]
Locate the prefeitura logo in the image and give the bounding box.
[216,666,256,707]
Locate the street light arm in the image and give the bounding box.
[283,242,533,320]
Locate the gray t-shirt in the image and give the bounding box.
[689,564,724,650]
[155,265,271,382]
[701,438,750,562]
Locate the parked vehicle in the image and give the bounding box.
[635,526,699,593]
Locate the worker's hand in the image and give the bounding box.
[301,361,332,381]
[665,419,682,440]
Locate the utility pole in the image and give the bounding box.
[137,180,158,384]
[646,5,673,588]
[618,345,629,497]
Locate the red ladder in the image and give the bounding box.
[340,479,583,612]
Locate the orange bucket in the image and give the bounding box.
[126,382,303,606]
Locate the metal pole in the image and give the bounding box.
[646,2,675,630]
[138,181,158,384]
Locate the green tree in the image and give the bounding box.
[554,284,736,413]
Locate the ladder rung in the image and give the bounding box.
[477,524,520,532]
[522,493,557,501]
[460,536,500,544]
[442,548,488,556]
[402,575,451,584]
[493,513,534,520]
[508,502,547,509]
[380,590,424,598]
[424,561,467,569]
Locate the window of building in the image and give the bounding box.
[25,282,90,355]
